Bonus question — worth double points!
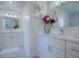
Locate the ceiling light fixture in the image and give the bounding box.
[9,1,12,4]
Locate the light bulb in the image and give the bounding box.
[14,15,17,18]
[9,1,12,4]
[5,13,9,17]
[10,14,13,17]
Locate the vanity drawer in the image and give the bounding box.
[66,41,79,57]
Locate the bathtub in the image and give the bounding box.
[0,47,28,58]
[0,47,21,58]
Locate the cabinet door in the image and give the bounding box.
[50,38,65,58]
[37,35,53,58]
[51,37,65,51]
[53,48,65,58]
[37,43,51,58]
[37,34,65,58]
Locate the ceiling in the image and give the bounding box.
[0,1,27,12]
[1,1,79,13]
[60,1,79,13]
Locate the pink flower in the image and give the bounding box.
[42,15,49,22]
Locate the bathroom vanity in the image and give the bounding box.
[37,33,65,58]
[36,27,79,58]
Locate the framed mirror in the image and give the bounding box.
[57,1,79,27]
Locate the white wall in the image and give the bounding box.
[29,2,46,57]
[22,2,30,57]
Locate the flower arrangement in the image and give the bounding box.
[42,15,57,25]
[42,15,57,33]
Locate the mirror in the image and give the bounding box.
[3,17,19,29]
[0,9,21,31]
[57,1,79,27]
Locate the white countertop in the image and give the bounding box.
[0,29,22,33]
[37,32,79,43]
[63,36,79,43]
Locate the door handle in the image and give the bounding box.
[48,45,50,51]
[0,49,2,52]
[50,47,53,53]
[72,49,79,53]
[48,45,53,53]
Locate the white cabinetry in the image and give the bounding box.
[3,33,18,49]
[37,33,65,58]
[0,32,22,49]
[66,41,79,58]
[37,32,79,58]
[37,35,51,58]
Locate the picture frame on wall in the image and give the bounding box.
[34,2,46,19]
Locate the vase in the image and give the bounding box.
[44,23,51,33]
